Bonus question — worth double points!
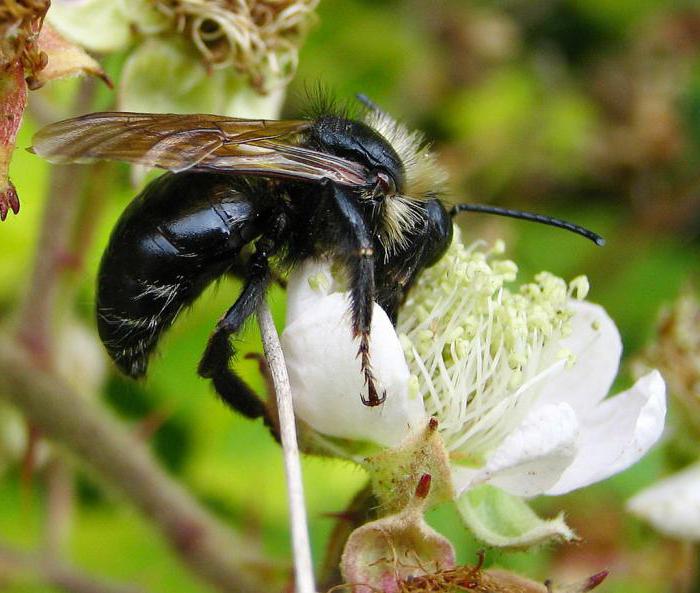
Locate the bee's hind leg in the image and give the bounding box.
[198,225,283,419]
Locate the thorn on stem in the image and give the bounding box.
[172,519,205,555]
[583,571,609,591]
[474,549,485,571]
[0,183,20,221]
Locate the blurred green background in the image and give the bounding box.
[3,0,700,591]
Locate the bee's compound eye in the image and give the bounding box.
[375,170,396,195]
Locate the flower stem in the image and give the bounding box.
[257,302,315,593]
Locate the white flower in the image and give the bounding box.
[281,230,666,499]
[282,260,425,448]
[627,464,700,541]
[48,0,319,95]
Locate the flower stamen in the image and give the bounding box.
[398,228,583,459]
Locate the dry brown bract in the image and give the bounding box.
[152,0,319,90]
[0,0,50,83]
[1,0,108,221]
[637,287,700,434]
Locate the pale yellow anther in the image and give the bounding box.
[308,272,329,293]
[397,227,582,457]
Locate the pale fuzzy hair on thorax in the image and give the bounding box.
[363,109,448,256]
[363,109,447,199]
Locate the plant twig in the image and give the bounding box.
[42,456,74,559]
[4,75,277,591]
[15,78,97,365]
[318,483,376,592]
[257,302,315,593]
[14,160,87,364]
[0,541,144,593]
[0,336,276,593]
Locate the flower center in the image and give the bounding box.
[397,228,587,462]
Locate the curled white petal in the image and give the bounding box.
[627,464,700,541]
[281,266,425,448]
[453,403,579,498]
[546,370,666,495]
[535,301,622,414]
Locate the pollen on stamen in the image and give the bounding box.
[397,227,582,459]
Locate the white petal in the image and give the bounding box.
[453,403,579,498]
[536,301,622,414]
[546,370,666,495]
[281,293,426,448]
[627,464,700,541]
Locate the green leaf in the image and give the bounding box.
[455,484,576,549]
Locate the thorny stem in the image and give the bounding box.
[1,77,275,591]
[17,83,116,576]
[42,457,74,559]
[14,78,97,365]
[0,541,144,593]
[13,78,95,568]
[0,335,273,593]
[257,302,316,593]
[14,158,87,363]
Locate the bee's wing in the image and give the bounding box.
[31,112,370,186]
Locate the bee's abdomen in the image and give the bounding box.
[96,172,264,377]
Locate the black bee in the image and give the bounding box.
[31,97,603,419]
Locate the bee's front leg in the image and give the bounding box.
[328,182,386,407]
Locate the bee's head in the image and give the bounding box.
[310,108,447,255]
[310,116,405,190]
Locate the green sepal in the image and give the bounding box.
[456,484,576,549]
[120,37,222,114]
[364,419,454,515]
[120,36,284,118]
[48,0,134,53]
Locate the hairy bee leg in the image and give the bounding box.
[198,229,281,419]
[330,184,386,407]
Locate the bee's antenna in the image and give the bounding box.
[450,203,605,246]
[356,93,386,115]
